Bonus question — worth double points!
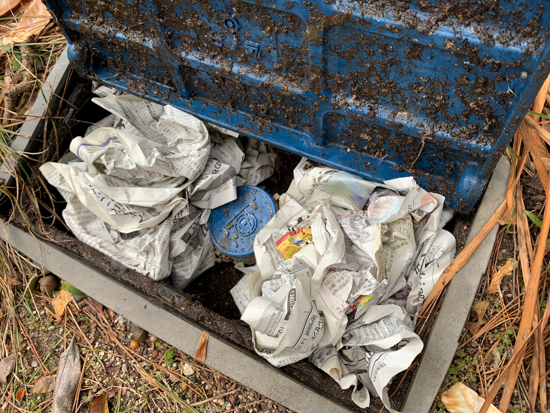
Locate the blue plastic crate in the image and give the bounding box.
[44,0,550,210]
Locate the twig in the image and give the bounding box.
[190,389,239,407]
[16,316,49,374]
[480,291,550,413]
[226,399,264,412]
[497,176,550,411]
[72,353,88,412]
[410,138,426,168]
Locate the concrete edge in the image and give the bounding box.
[0,49,70,186]
[402,155,511,413]
[0,222,353,413]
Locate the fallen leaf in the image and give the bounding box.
[23,357,30,373]
[30,375,56,393]
[465,322,478,335]
[441,382,501,413]
[60,281,85,302]
[52,290,73,324]
[0,354,16,384]
[106,378,123,399]
[106,364,120,375]
[0,0,23,18]
[89,393,109,413]
[16,388,25,401]
[195,331,209,363]
[1,0,51,46]
[488,259,516,294]
[466,300,490,334]
[52,338,81,413]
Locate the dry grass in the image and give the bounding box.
[0,239,291,413]
[431,75,550,413]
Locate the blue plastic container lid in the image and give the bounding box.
[209,185,277,259]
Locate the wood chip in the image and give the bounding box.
[183,363,194,376]
[195,331,209,363]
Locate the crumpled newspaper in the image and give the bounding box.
[41,92,274,288]
[235,158,456,412]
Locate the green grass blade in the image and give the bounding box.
[524,210,543,229]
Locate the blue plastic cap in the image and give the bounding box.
[209,185,277,259]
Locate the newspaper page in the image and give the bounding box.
[41,93,260,287]
[84,113,122,136]
[230,275,251,315]
[310,305,423,412]
[92,94,210,181]
[253,199,312,280]
[189,159,238,210]
[336,212,416,314]
[238,160,456,412]
[40,162,187,233]
[206,123,240,138]
[42,162,173,280]
[168,205,216,289]
[367,178,438,224]
[242,276,325,367]
[238,139,275,186]
[315,264,387,347]
[231,264,263,314]
[278,157,314,209]
[189,135,274,209]
[71,127,188,187]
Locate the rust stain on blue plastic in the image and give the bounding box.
[44,0,550,211]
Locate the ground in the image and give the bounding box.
[0,256,294,413]
[433,163,550,412]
